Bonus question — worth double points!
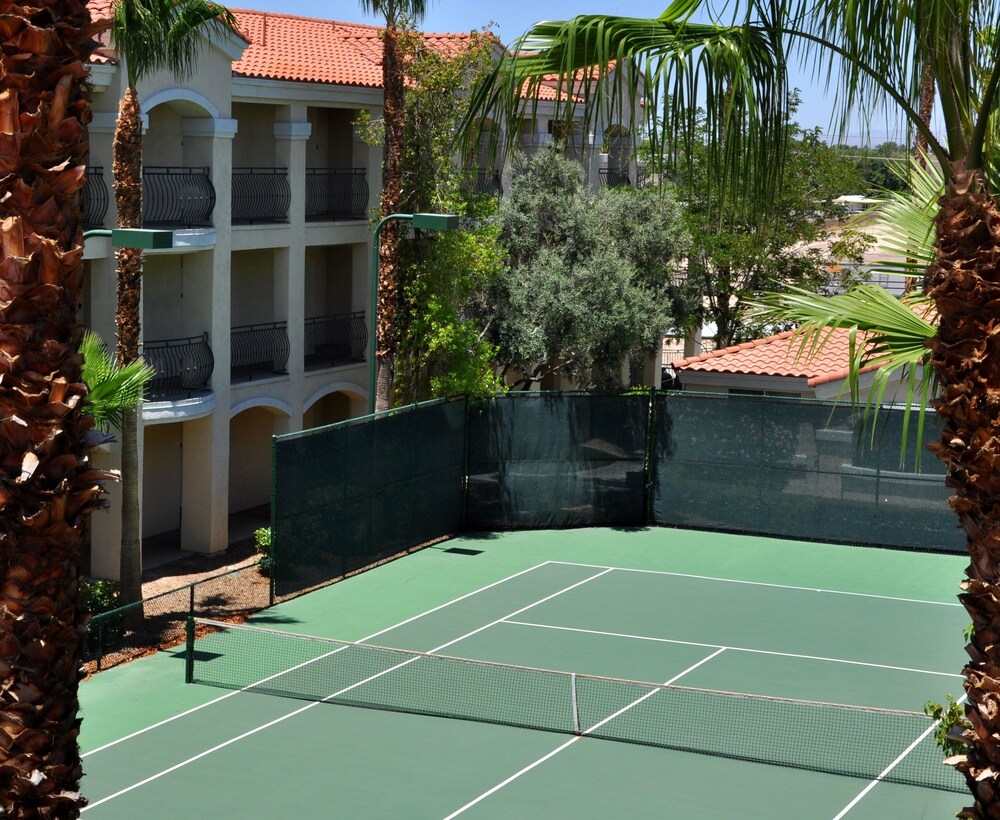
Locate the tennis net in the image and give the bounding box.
[186,618,963,793]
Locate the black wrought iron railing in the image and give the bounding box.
[143,166,215,227]
[232,168,290,225]
[231,321,289,382]
[304,312,367,369]
[305,169,367,221]
[463,169,502,197]
[142,333,214,400]
[599,168,632,187]
[82,166,109,227]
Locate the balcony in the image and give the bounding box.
[232,168,290,225]
[598,168,632,187]
[304,312,367,370]
[231,321,289,383]
[142,333,214,400]
[305,169,367,221]
[82,166,109,227]
[464,169,502,197]
[143,166,215,227]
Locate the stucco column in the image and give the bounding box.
[275,114,311,428]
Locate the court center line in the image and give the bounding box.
[547,560,963,608]
[504,620,963,679]
[831,694,968,819]
[82,567,615,810]
[83,559,562,758]
[442,647,728,820]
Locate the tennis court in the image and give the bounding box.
[78,528,969,818]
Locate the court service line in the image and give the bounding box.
[442,647,729,819]
[83,559,562,758]
[505,620,963,679]
[831,694,968,820]
[547,561,963,608]
[81,567,615,810]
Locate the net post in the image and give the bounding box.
[571,673,580,734]
[184,616,195,683]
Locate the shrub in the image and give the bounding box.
[254,527,272,574]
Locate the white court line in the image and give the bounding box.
[83,559,561,758]
[547,561,963,608]
[831,694,968,819]
[442,647,729,819]
[504,620,963,679]
[81,567,614,811]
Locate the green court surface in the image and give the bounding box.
[78,528,970,819]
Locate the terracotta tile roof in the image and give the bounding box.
[674,328,880,388]
[231,8,482,87]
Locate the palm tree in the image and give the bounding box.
[466,3,1000,812]
[106,0,236,606]
[0,2,109,814]
[359,0,428,412]
[81,330,155,434]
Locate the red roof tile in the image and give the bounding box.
[230,9,483,87]
[674,328,879,388]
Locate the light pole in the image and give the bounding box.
[369,212,459,415]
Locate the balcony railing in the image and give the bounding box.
[231,321,289,383]
[142,333,214,400]
[599,168,632,187]
[305,169,367,221]
[463,169,502,197]
[232,168,290,225]
[304,312,367,370]
[82,166,109,227]
[143,166,215,227]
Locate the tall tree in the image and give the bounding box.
[0,1,110,814]
[107,0,235,606]
[359,0,428,413]
[466,3,1000,813]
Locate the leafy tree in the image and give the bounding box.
[831,141,911,194]
[355,24,503,403]
[489,149,689,389]
[0,3,109,814]
[465,3,1000,808]
[108,0,236,606]
[669,112,872,347]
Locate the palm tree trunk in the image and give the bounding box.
[0,1,107,815]
[925,169,1000,816]
[112,88,144,605]
[375,23,404,413]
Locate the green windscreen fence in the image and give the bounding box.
[272,397,466,597]
[465,393,650,529]
[271,392,962,598]
[652,392,962,552]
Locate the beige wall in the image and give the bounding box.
[304,245,355,316]
[143,424,182,537]
[303,392,352,429]
[228,407,279,512]
[232,102,277,167]
[231,249,278,326]
[306,107,357,169]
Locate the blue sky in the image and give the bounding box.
[235,0,913,146]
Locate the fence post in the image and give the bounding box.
[184,616,194,683]
[188,583,195,618]
[644,387,658,525]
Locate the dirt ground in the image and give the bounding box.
[140,536,261,598]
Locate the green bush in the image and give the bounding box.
[254,527,272,574]
[81,578,120,615]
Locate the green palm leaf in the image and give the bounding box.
[81,331,155,432]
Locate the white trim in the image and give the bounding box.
[303,380,366,411]
[141,87,221,119]
[205,26,249,62]
[142,393,216,425]
[230,396,293,419]
[232,75,382,107]
[181,117,238,139]
[88,112,118,135]
[87,63,116,92]
[273,121,312,140]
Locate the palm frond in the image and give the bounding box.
[463,5,792,214]
[112,0,238,87]
[753,283,937,465]
[81,331,155,432]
